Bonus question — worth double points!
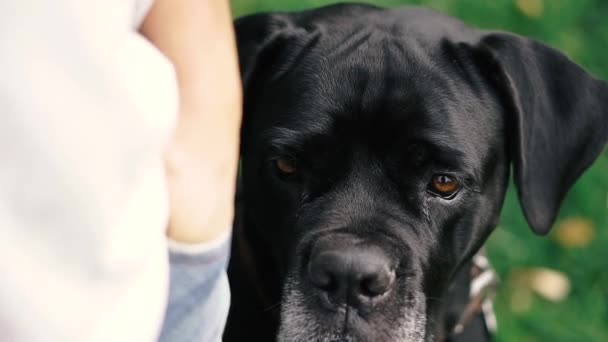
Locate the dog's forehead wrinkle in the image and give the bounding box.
[277,22,499,155]
[277,36,489,145]
[265,121,332,152]
[324,26,375,58]
[283,32,441,113]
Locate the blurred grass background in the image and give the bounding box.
[230,0,608,340]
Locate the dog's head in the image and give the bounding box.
[235,4,608,341]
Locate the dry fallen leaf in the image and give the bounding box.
[528,268,571,302]
[553,217,595,248]
[515,0,544,18]
[508,267,571,303]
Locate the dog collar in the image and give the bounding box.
[451,251,499,337]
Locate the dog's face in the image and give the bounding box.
[236,4,608,342]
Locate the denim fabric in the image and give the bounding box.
[159,235,231,342]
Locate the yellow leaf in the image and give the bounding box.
[554,217,595,248]
[528,268,570,302]
[508,267,570,303]
[515,0,544,18]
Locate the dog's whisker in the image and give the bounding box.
[424,296,446,303]
[262,300,283,312]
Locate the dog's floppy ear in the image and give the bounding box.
[235,12,318,92]
[234,13,287,90]
[477,32,608,235]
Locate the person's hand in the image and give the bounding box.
[141,0,242,244]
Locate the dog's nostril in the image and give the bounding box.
[309,267,337,293]
[360,269,395,297]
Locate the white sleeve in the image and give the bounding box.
[0,1,178,341]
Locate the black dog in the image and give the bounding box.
[225,3,608,342]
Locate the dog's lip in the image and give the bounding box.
[307,301,367,337]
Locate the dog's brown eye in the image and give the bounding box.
[429,174,460,198]
[275,158,297,175]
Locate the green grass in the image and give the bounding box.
[231,0,608,340]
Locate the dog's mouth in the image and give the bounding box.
[277,276,427,342]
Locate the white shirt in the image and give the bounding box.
[0,1,179,340]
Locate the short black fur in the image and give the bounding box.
[225,4,608,342]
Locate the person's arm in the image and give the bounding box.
[140,2,240,340]
[141,0,242,244]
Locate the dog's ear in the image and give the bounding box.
[235,13,287,91]
[477,32,608,235]
[235,13,318,93]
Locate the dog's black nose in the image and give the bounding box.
[308,241,395,307]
